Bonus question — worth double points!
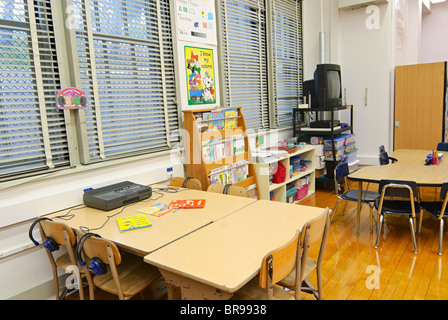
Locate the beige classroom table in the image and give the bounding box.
[348,149,448,235]
[47,184,256,256]
[144,200,328,300]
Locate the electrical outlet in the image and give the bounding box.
[166,167,174,179]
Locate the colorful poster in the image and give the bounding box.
[185,46,216,105]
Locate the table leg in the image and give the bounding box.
[357,181,362,236]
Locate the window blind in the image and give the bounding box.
[72,0,178,163]
[0,0,71,181]
[271,0,303,127]
[218,0,269,130]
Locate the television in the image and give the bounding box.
[304,64,342,108]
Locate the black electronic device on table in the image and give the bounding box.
[83,181,152,211]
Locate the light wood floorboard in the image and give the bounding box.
[298,182,448,300]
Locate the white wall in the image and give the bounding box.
[420,1,448,64]
[338,3,394,165]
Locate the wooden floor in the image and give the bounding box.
[66,181,448,301]
[299,181,448,300]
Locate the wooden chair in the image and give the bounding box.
[76,232,161,300]
[169,177,202,190]
[30,218,92,300]
[233,208,331,300]
[207,184,247,197]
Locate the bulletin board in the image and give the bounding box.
[175,0,217,45]
[185,46,216,106]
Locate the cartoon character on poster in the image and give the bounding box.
[57,88,88,109]
[185,46,216,105]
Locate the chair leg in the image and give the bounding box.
[374,214,384,249]
[331,199,342,223]
[439,218,444,256]
[417,211,423,235]
[409,217,418,254]
[341,201,348,216]
[316,268,323,300]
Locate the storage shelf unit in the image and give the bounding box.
[253,146,316,203]
[293,105,354,187]
[183,107,259,198]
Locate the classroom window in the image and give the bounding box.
[270,0,303,127]
[0,0,179,182]
[71,0,179,163]
[0,0,71,181]
[217,0,303,130]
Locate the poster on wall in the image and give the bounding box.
[175,0,217,45]
[185,46,216,106]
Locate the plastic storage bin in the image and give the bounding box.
[295,184,309,201]
[324,146,345,158]
[344,149,358,163]
[340,134,355,145]
[324,136,345,149]
[286,187,298,203]
[345,143,356,153]
[300,160,312,171]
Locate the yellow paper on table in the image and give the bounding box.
[117,214,152,232]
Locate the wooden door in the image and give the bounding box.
[394,62,446,150]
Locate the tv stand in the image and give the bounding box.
[292,105,354,189]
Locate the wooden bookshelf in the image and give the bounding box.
[183,107,259,199]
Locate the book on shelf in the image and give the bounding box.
[194,108,239,133]
[201,136,246,163]
[116,214,152,232]
[224,108,238,129]
[208,109,225,131]
[208,159,250,185]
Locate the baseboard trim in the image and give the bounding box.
[5,274,69,300]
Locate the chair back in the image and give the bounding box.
[258,230,301,290]
[79,234,122,266]
[379,151,390,165]
[170,177,202,190]
[334,163,350,196]
[437,142,448,152]
[378,179,418,199]
[440,183,448,200]
[207,184,247,197]
[258,208,330,299]
[39,219,77,248]
[39,219,78,265]
[298,208,331,284]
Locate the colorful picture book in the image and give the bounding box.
[168,199,206,209]
[138,203,177,217]
[208,159,250,185]
[116,214,152,232]
[194,108,239,133]
[224,108,238,129]
[208,109,225,131]
[202,135,245,163]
